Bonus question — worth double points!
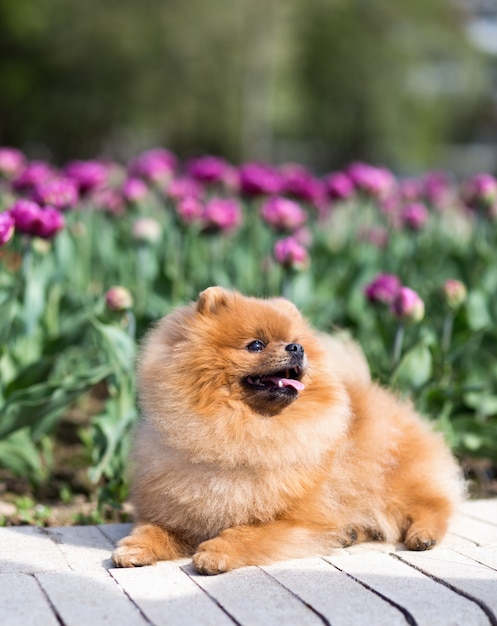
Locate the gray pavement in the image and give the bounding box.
[1,499,496,625]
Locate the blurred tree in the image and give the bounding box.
[0,0,247,161]
[0,0,489,170]
[291,0,486,170]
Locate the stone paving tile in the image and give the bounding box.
[185,563,324,626]
[460,500,497,527]
[397,547,497,623]
[263,556,408,626]
[326,550,490,626]
[36,569,149,626]
[453,545,497,572]
[111,561,235,626]
[0,573,60,626]
[1,499,497,625]
[46,525,115,571]
[0,526,69,574]
[97,523,133,546]
[448,514,497,546]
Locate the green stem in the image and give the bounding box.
[125,311,136,341]
[282,270,294,300]
[441,311,454,356]
[392,322,405,370]
[21,237,34,335]
[136,244,148,314]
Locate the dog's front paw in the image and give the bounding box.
[112,537,158,568]
[404,527,437,551]
[192,538,239,575]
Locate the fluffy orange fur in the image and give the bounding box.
[112,286,463,573]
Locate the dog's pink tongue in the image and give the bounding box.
[266,376,305,392]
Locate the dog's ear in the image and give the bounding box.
[268,297,302,320]
[196,286,232,315]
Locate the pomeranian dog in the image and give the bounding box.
[113,286,463,574]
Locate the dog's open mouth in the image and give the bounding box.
[243,366,305,395]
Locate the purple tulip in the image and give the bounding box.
[323,171,355,201]
[273,237,309,270]
[13,161,55,193]
[461,173,497,214]
[364,273,401,305]
[128,148,177,184]
[400,202,429,231]
[186,155,234,185]
[261,196,307,232]
[122,178,149,203]
[34,207,65,239]
[176,196,204,226]
[166,177,203,201]
[347,162,396,199]
[390,287,425,322]
[202,198,242,233]
[279,164,324,205]
[423,171,452,209]
[64,160,110,193]
[238,162,282,197]
[0,212,15,246]
[33,177,79,210]
[0,148,26,179]
[9,199,42,234]
[9,199,64,239]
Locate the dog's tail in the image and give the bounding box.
[316,331,371,388]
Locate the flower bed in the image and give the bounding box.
[1,147,496,520]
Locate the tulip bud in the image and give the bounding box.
[105,286,133,312]
[390,287,425,323]
[364,273,401,305]
[442,279,467,310]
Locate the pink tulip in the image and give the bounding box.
[0,148,26,179]
[203,198,241,233]
[261,196,307,232]
[390,287,425,322]
[33,177,79,210]
[238,162,282,196]
[10,199,64,239]
[364,273,401,305]
[274,237,309,270]
[129,148,177,184]
[400,202,429,231]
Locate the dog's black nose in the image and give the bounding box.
[285,343,304,355]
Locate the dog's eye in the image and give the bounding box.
[246,340,266,352]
